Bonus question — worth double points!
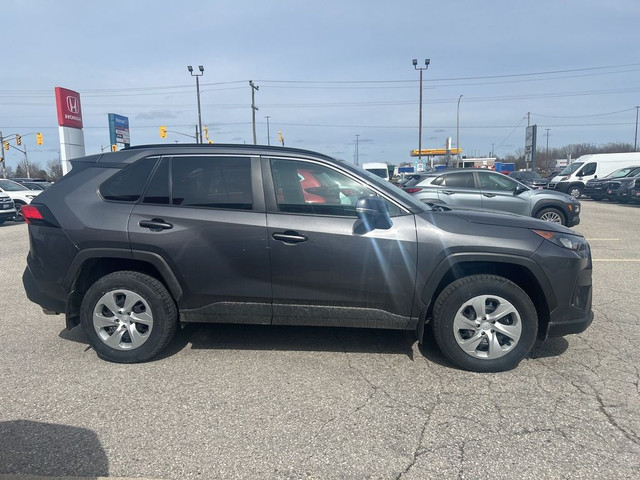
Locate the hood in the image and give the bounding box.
[528,188,575,202]
[426,206,576,234]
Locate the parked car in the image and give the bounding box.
[0,193,17,225]
[0,179,41,221]
[584,166,640,200]
[402,168,581,227]
[508,170,547,189]
[605,168,640,203]
[548,152,640,198]
[22,144,592,372]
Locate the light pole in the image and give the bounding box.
[187,65,204,143]
[265,116,271,145]
[546,128,550,155]
[413,58,430,169]
[456,94,463,167]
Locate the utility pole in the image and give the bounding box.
[546,128,550,154]
[0,131,5,178]
[355,134,360,165]
[265,116,271,145]
[635,106,639,151]
[249,81,259,145]
[456,95,463,167]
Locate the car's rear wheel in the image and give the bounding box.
[13,201,26,222]
[535,207,566,225]
[80,271,178,363]
[431,275,538,372]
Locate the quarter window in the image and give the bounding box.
[100,157,158,202]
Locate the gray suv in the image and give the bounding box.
[22,145,593,372]
[402,169,580,227]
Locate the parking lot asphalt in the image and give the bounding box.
[0,200,639,479]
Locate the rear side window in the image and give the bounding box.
[143,156,253,210]
[100,157,158,202]
[443,172,475,188]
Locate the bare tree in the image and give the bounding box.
[46,159,63,181]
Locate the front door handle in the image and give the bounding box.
[272,231,308,244]
[441,190,455,195]
[482,193,496,198]
[139,219,173,231]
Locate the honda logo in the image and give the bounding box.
[66,96,79,114]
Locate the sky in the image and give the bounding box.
[2,0,640,171]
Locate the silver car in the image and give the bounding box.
[402,169,581,227]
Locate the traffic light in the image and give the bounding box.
[159,125,167,138]
[36,133,43,146]
[111,144,118,152]
[203,125,209,140]
[15,134,21,146]
[3,141,8,151]
[277,131,284,146]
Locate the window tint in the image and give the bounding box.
[580,162,596,176]
[478,172,519,191]
[443,172,475,188]
[170,156,252,210]
[270,159,402,216]
[100,157,158,202]
[143,158,170,204]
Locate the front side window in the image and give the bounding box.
[478,172,519,191]
[100,157,158,202]
[270,159,401,216]
[579,163,597,176]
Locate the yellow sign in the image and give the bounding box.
[410,148,462,156]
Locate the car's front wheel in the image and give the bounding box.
[80,271,178,363]
[431,275,538,372]
[535,207,566,225]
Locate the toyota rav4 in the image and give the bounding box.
[22,145,593,372]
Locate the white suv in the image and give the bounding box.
[0,179,40,221]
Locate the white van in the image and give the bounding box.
[548,152,640,198]
[362,162,390,181]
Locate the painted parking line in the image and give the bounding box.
[592,259,640,262]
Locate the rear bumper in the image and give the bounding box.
[22,265,66,314]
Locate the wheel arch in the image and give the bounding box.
[63,249,183,329]
[417,253,554,343]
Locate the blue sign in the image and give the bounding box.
[108,113,130,147]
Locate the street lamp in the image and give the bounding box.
[456,94,463,167]
[413,58,430,169]
[187,65,205,143]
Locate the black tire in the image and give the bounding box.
[568,185,583,199]
[431,275,538,373]
[535,207,566,226]
[80,271,178,363]
[13,201,26,222]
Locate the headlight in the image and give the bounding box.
[532,230,588,258]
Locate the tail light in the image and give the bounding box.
[20,204,60,228]
[404,187,422,194]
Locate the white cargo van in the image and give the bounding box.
[362,162,390,181]
[548,152,640,198]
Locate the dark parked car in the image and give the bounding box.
[584,166,640,200]
[22,145,593,372]
[508,170,547,188]
[605,168,640,203]
[402,168,581,227]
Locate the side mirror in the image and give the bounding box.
[514,184,528,195]
[355,195,392,231]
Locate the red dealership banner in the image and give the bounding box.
[54,87,83,128]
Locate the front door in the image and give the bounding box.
[263,157,418,329]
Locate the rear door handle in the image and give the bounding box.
[272,231,308,244]
[482,193,496,198]
[139,219,173,231]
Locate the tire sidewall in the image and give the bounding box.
[80,272,177,363]
[432,275,538,373]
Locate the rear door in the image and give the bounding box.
[263,156,418,328]
[435,171,483,208]
[128,154,271,323]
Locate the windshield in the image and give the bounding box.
[0,179,28,191]
[606,166,640,178]
[365,168,389,179]
[559,162,583,175]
